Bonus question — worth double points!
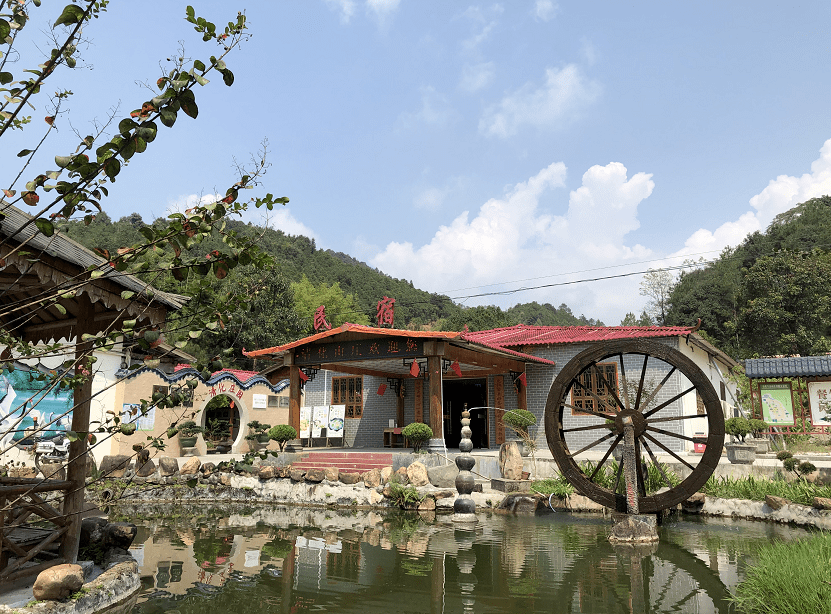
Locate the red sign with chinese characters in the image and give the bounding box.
[376,296,395,328]
[294,338,423,366]
[314,305,332,332]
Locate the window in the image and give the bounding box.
[333,376,363,418]
[268,395,279,407]
[570,363,618,415]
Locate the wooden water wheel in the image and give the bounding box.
[544,339,724,513]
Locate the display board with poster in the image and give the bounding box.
[122,403,155,431]
[299,406,312,439]
[759,382,796,426]
[327,404,346,442]
[807,381,831,428]
[311,405,329,439]
[252,394,267,410]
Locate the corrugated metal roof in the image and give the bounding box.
[745,356,831,379]
[462,324,693,347]
[0,202,186,310]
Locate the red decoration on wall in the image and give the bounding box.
[298,369,309,382]
[409,361,420,378]
[519,373,527,386]
[377,384,387,396]
[313,305,332,331]
[376,296,396,328]
[450,361,462,377]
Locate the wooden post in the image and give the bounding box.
[289,365,301,433]
[494,375,505,445]
[396,379,404,427]
[60,293,94,563]
[428,355,443,441]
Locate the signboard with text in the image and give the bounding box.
[295,338,423,366]
[299,406,312,439]
[759,382,796,426]
[808,381,831,427]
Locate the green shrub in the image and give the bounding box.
[701,474,831,505]
[401,423,433,452]
[730,533,831,614]
[387,475,424,507]
[178,420,204,438]
[502,409,536,436]
[776,450,793,461]
[531,475,574,498]
[748,418,768,437]
[725,417,751,442]
[267,424,298,451]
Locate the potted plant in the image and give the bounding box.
[248,420,272,444]
[401,423,433,453]
[724,417,756,464]
[205,418,231,453]
[748,418,770,453]
[178,420,204,449]
[502,409,538,477]
[268,424,298,452]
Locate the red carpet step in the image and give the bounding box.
[290,451,393,474]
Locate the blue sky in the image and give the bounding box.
[4,1,831,324]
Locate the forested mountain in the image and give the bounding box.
[665,195,831,358]
[61,213,602,367]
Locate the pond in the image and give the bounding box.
[115,504,811,614]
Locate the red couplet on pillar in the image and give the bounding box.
[377,384,387,396]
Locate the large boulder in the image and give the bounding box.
[290,469,306,482]
[394,466,409,484]
[258,466,276,480]
[339,472,361,485]
[104,522,138,550]
[325,467,340,482]
[380,466,393,483]
[406,462,429,487]
[180,456,201,475]
[427,463,458,488]
[499,442,524,480]
[135,459,156,478]
[765,495,790,510]
[100,455,132,478]
[80,517,107,545]
[33,564,84,601]
[158,456,179,476]
[496,493,546,515]
[306,469,326,483]
[362,468,382,488]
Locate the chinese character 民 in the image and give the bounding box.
[314,305,332,332]
[376,296,395,328]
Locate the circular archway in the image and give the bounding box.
[202,394,242,452]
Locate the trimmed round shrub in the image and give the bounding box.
[776,450,793,461]
[401,423,433,452]
[502,409,536,432]
[782,457,799,472]
[268,424,298,451]
[748,418,768,437]
[725,417,751,442]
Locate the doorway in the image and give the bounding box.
[443,379,488,449]
[203,395,240,447]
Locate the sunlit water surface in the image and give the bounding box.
[116,503,810,614]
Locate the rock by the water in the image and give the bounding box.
[105,522,138,550]
[495,493,546,515]
[406,462,429,487]
[340,472,361,485]
[81,517,107,545]
[99,455,133,478]
[609,513,659,544]
[306,469,326,483]
[158,456,179,476]
[812,496,831,510]
[380,466,393,483]
[258,466,276,479]
[201,462,216,475]
[362,468,382,488]
[682,493,706,514]
[499,442,524,480]
[433,490,456,499]
[418,496,436,512]
[33,564,84,601]
[325,467,339,482]
[180,457,201,475]
[135,459,156,477]
[220,473,232,486]
[394,466,409,484]
[290,469,306,482]
[765,494,790,510]
[427,463,458,488]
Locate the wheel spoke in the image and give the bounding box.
[642,433,695,471]
[645,425,700,443]
[646,414,707,424]
[641,438,674,490]
[639,366,676,414]
[589,434,622,482]
[643,384,696,418]
[634,354,648,411]
[618,353,631,412]
[562,400,616,420]
[562,423,615,434]
[572,430,617,457]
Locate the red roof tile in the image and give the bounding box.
[174,363,258,382]
[462,324,694,347]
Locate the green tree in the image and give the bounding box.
[438,305,513,332]
[738,249,831,357]
[291,275,370,331]
[639,268,676,325]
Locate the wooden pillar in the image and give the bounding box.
[427,355,443,440]
[430,554,445,614]
[60,294,94,563]
[494,375,505,445]
[396,379,404,427]
[289,365,301,432]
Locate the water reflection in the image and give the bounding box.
[116,504,811,614]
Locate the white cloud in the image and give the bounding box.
[673,138,831,260]
[398,86,455,128]
[263,207,319,241]
[414,187,448,211]
[365,0,401,26]
[166,193,222,217]
[324,0,357,23]
[371,161,654,323]
[462,20,497,52]
[459,62,495,92]
[479,64,601,137]
[533,0,558,22]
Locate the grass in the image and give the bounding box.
[729,532,831,614]
[531,475,574,498]
[532,460,681,499]
[701,475,831,506]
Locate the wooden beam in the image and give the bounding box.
[289,365,301,433]
[396,379,404,427]
[60,293,93,564]
[444,345,526,373]
[318,362,406,379]
[21,311,126,337]
[428,356,443,440]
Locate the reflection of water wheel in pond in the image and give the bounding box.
[544,339,725,514]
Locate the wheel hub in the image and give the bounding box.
[615,410,646,438]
